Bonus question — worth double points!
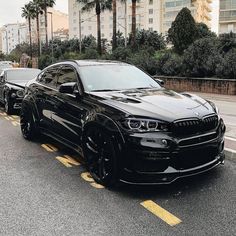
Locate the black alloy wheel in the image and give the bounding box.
[4,95,13,115]
[20,105,39,140]
[83,127,118,187]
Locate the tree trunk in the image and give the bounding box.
[36,14,41,57]
[97,14,102,55]
[96,2,102,55]
[112,0,117,51]
[44,2,48,48]
[131,0,136,48]
[28,18,33,61]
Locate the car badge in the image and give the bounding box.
[194,112,200,116]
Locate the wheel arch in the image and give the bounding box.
[82,113,125,151]
[21,95,40,124]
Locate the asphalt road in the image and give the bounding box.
[0,108,236,236]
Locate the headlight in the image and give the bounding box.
[119,118,169,132]
[16,89,25,98]
[208,101,219,114]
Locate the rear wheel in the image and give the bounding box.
[83,127,118,187]
[20,105,39,140]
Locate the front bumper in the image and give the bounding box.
[119,120,225,185]
[12,98,23,109]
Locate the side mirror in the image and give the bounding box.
[58,82,83,98]
[58,82,77,94]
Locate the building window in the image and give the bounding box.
[149,9,153,14]
[88,26,92,30]
[149,18,153,24]
[102,33,104,37]
[101,17,104,22]
[149,0,153,5]
[73,19,77,23]
[101,25,104,29]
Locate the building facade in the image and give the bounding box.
[28,7,69,44]
[219,0,236,34]
[1,23,27,54]
[162,0,212,33]
[69,0,212,41]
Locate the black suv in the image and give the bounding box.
[20,60,225,186]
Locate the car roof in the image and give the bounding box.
[75,60,129,66]
[49,60,130,67]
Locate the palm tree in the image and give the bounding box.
[77,0,112,55]
[31,0,43,57]
[22,2,35,60]
[112,0,126,51]
[38,0,55,48]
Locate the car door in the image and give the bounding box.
[33,65,60,130]
[50,65,85,150]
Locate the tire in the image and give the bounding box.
[4,95,14,115]
[82,126,118,187]
[20,104,39,140]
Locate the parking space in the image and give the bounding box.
[0,108,235,235]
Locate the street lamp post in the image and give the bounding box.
[79,10,82,54]
[48,11,54,63]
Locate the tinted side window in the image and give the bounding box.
[37,66,59,88]
[57,66,78,87]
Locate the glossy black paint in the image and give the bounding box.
[22,60,226,184]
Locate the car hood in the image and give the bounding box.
[90,88,216,122]
[7,81,25,90]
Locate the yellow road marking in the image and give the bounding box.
[41,144,58,152]
[140,200,182,226]
[11,115,19,119]
[56,155,80,167]
[12,121,20,126]
[8,116,14,120]
[81,172,105,189]
[81,172,94,182]
[90,182,104,189]
[4,117,10,120]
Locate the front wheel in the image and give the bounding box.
[83,127,118,187]
[4,96,13,115]
[20,105,39,140]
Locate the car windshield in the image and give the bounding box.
[6,69,41,83]
[79,65,161,92]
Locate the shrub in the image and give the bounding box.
[168,7,198,54]
[135,29,166,51]
[127,49,158,75]
[109,46,132,61]
[81,48,99,59]
[216,49,236,79]
[182,37,222,77]
[156,52,182,76]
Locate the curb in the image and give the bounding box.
[225,148,236,160]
